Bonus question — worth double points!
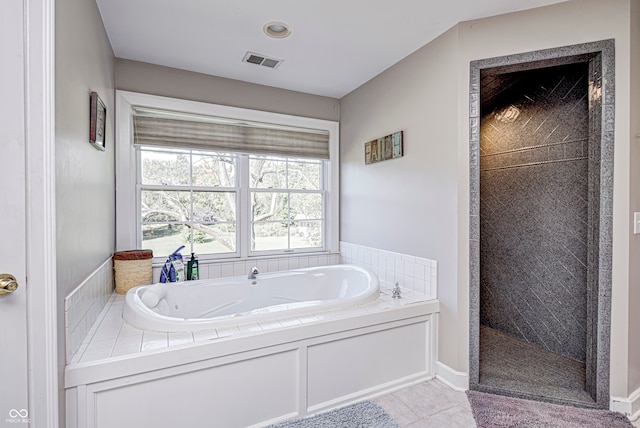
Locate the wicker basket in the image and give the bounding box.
[113,250,153,294]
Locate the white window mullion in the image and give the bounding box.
[322,160,328,251]
[189,150,194,254]
[135,147,143,249]
[239,154,250,258]
[141,184,237,192]
[286,160,291,251]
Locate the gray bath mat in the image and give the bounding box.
[467,390,633,427]
[267,400,400,428]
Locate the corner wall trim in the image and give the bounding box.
[610,387,640,419]
[435,361,469,391]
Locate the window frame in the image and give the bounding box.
[116,91,339,263]
[137,147,241,259]
[246,154,326,257]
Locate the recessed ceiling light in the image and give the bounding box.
[263,21,292,39]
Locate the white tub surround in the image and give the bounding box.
[340,241,438,298]
[64,258,114,362]
[64,254,342,358]
[65,283,438,428]
[124,265,379,332]
[151,252,341,283]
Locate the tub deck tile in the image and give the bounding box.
[168,331,195,347]
[68,282,438,365]
[68,295,117,364]
[78,298,124,363]
[237,322,264,335]
[110,332,144,357]
[216,325,241,338]
[70,330,93,364]
[192,329,219,341]
[278,317,303,327]
[79,342,115,363]
[114,321,143,342]
[308,311,334,322]
[296,314,320,324]
[258,319,282,331]
[79,349,113,363]
[141,330,169,352]
[328,308,359,319]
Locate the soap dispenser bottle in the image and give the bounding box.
[187,252,199,280]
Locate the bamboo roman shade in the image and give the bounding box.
[132,108,330,159]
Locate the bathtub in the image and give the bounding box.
[68,262,439,428]
[123,264,379,332]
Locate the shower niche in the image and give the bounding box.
[468,40,614,409]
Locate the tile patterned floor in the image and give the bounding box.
[376,379,640,428]
[375,380,476,427]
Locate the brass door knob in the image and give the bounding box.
[0,274,18,296]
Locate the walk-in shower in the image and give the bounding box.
[469,40,614,409]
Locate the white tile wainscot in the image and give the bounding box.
[151,253,341,283]
[340,242,438,298]
[65,283,439,428]
[64,257,114,362]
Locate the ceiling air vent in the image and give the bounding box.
[243,52,283,69]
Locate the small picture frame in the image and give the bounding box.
[89,91,106,151]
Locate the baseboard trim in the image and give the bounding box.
[610,386,640,420]
[435,361,469,391]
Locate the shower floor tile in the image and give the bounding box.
[478,325,596,407]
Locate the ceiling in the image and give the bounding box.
[96,0,568,99]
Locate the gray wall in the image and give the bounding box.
[339,0,637,398]
[55,0,115,423]
[479,63,589,362]
[52,0,640,409]
[340,25,461,369]
[115,59,340,122]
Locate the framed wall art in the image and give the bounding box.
[89,91,106,151]
[365,130,403,164]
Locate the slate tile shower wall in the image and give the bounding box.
[479,63,590,362]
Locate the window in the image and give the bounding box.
[249,155,324,253]
[139,147,239,257]
[137,148,327,258]
[116,90,339,261]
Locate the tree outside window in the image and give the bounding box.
[139,148,325,258]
